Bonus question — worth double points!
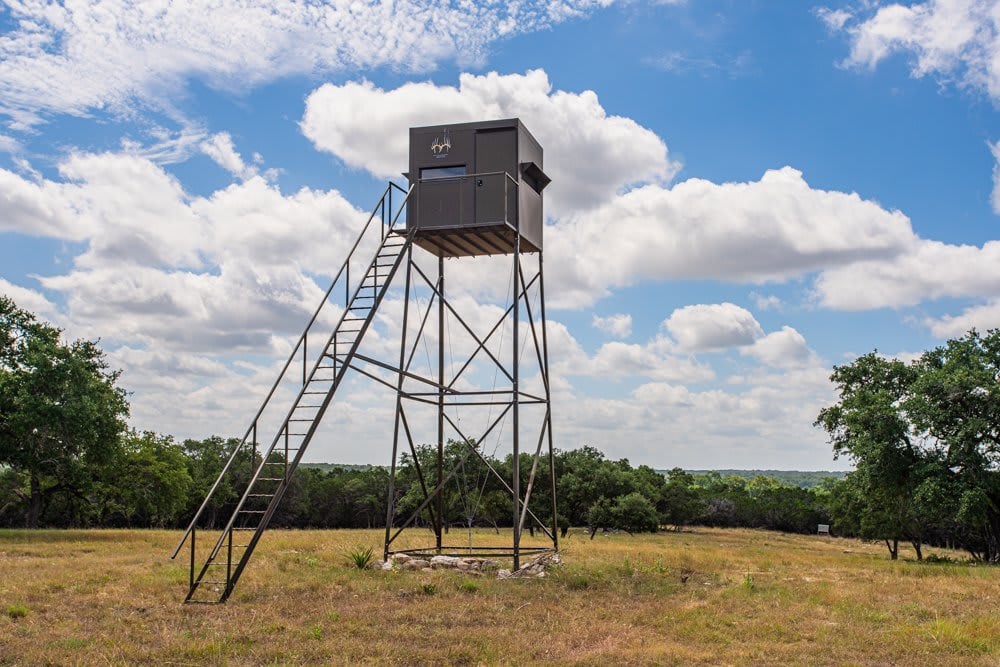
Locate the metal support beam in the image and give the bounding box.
[540,251,559,552]
[512,233,521,570]
[384,244,412,560]
[436,255,444,554]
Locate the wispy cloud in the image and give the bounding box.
[825,0,1000,102]
[119,123,209,165]
[0,133,21,153]
[644,49,755,78]
[0,0,617,128]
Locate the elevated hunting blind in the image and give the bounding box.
[174,119,556,603]
[407,118,548,256]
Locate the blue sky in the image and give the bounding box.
[2,0,1000,470]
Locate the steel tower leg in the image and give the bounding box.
[512,232,521,570]
[436,255,444,554]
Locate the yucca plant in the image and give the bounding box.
[346,545,375,569]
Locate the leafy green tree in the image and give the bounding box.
[393,440,501,533]
[613,491,660,535]
[815,352,926,559]
[181,435,247,528]
[660,468,703,529]
[817,332,1000,561]
[556,446,609,528]
[97,431,193,527]
[907,331,1000,561]
[555,446,639,529]
[0,297,130,527]
[586,496,615,539]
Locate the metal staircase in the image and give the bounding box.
[171,182,412,603]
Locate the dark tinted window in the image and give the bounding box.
[420,166,466,180]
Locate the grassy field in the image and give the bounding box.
[0,527,998,665]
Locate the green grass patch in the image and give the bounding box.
[5,603,28,619]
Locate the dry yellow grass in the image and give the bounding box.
[0,527,997,665]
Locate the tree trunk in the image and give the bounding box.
[27,472,42,529]
[911,540,922,561]
[885,538,899,560]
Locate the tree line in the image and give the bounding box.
[2,296,998,562]
[0,429,835,538]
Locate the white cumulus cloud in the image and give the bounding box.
[924,299,1000,338]
[300,70,678,216]
[0,278,58,320]
[592,313,633,338]
[664,303,764,352]
[813,239,1000,310]
[0,149,372,352]
[742,326,817,368]
[546,167,915,308]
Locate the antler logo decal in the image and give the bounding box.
[430,129,451,158]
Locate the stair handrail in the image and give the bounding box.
[190,190,416,588]
[171,180,410,559]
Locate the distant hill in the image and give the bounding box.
[674,469,847,488]
[301,463,844,488]
[299,463,376,472]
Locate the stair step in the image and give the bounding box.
[247,494,274,498]
[240,510,266,514]
[232,527,258,531]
